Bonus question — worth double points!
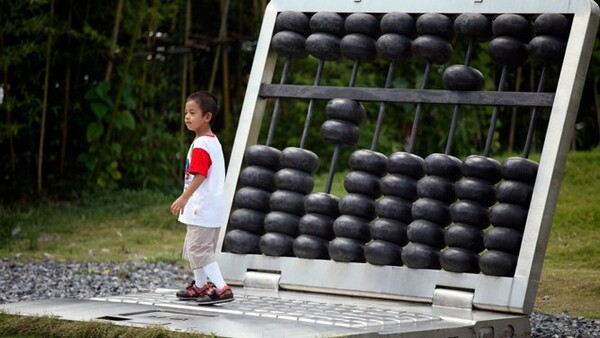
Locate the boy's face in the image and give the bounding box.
[184,100,212,134]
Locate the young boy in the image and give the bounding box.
[170,91,233,304]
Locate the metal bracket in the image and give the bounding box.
[432,287,474,310]
[243,270,281,291]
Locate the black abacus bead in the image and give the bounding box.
[417,175,456,204]
[484,227,523,255]
[365,240,403,266]
[376,196,413,223]
[454,13,492,42]
[293,234,330,259]
[442,65,485,91]
[349,150,388,177]
[310,12,345,36]
[380,12,415,36]
[450,200,490,229]
[305,192,340,218]
[407,219,445,249]
[343,171,381,198]
[440,247,480,273]
[339,193,376,220]
[376,34,412,62]
[492,14,532,41]
[271,31,308,59]
[325,98,366,124]
[239,165,276,192]
[412,198,451,226]
[534,14,571,40]
[488,36,529,67]
[275,11,310,35]
[455,177,497,207]
[264,211,300,236]
[401,242,441,269]
[340,33,378,63]
[344,13,380,38]
[479,250,518,277]
[280,147,320,174]
[501,157,538,184]
[489,203,529,230]
[332,215,371,242]
[298,213,335,239]
[329,237,366,263]
[228,208,266,235]
[274,168,314,194]
[444,223,484,252]
[411,36,453,64]
[462,155,502,184]
[244,145,281,170]
[529,35,567,64]
[388,152,425,179]
[305,32,342,61]
[380,174,418,201]
[234,187,271,212]
[223,229,261,254]
[416,13,454,40]
[320,119,361,146]
[424,153,462,180]
[270,190,305,216]
[496,180,534,206]
[260,232,295,256]
[369,218,409,245]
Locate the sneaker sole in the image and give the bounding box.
[196,297,234,305]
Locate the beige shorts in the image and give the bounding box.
[182,225,220,270]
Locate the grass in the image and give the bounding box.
[0,313,211,338]
[1,148,600,325]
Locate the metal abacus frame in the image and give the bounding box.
[217,0,599,314]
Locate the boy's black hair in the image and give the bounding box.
[187,91,218,125]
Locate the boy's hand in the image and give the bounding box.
[170,196,188,215]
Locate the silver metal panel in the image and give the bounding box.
[216,0,600,315]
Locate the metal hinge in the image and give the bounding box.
[432,287,474,310]
[243,270,281,291]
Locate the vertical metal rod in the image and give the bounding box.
[523,65,548,158]
[324,146,341,194]
[265,57,291,146]
[371,61,395,151]
[349,61,359,87]
[445,40,475,155]
[299,59,325,149]
[483,65,508,157]
[407,62,432,153]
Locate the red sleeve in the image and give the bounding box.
[188,148,212,177]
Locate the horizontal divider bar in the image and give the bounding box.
[260,84,555,108]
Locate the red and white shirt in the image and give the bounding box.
[178,134,227,227]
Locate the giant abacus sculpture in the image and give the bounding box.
[218,0,599,315]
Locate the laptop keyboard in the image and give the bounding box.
[92,290,440,328]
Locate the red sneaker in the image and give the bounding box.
[196,285,234,305]
[176,281,213,300]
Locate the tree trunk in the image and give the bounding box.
[209,0,231,92]
[38,0,54,193]
[178,0,192,178]
[60,2,73,175]
[105,0,124,81]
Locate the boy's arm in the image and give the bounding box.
[170,174,206,215]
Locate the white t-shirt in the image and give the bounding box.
[178,134,227,227]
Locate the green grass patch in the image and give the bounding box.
[0,312,211,338]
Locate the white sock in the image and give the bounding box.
[193,268,207,287]
[203,262,226,289]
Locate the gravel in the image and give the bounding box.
[1,259,599,337]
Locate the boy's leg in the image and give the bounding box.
[176,225,217,300]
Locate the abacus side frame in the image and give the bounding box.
[217,0,600,314]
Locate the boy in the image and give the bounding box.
[170,91,233,304]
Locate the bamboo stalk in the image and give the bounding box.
[38,0,55,193]
[60,2,73,175]
[105,0,124,81]
[209,0,231,92]
[1,25,15,174]
[178,0,192,178]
